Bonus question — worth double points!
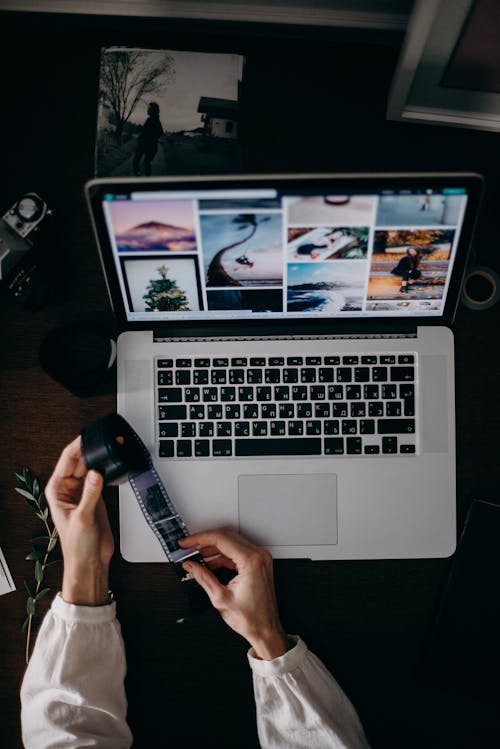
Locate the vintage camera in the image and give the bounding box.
[0,192,55,308]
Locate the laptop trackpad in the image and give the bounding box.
[238,474,338,546]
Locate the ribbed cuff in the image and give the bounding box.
[248,635,308,676]
[52,592,117,623]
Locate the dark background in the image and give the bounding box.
[0,10,499,748]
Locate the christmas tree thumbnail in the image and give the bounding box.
[143,265,191,311]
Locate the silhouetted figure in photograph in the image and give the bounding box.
[133,102,164,176]
[391,246,422,293]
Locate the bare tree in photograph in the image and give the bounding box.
[99,50,175,139]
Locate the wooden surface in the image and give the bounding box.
[0,11,499,748]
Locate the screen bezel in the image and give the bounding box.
[85,172,484,337]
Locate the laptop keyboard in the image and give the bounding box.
[155,353,417,459]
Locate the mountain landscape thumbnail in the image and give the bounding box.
[116,221,197,252]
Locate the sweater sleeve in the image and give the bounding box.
[248,636,371,749]
[21,593,133,749]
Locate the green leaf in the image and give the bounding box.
[16,472,27,484]
[24,580,33,597]
[35,561,43,583]
[32,477,40,499]
[35,588,51,601]
[22,616,31,632]
[38,492,47,511]
[44,559,61,568]
[25,549,44,561]
[26,597,35,616]
[47,537,58,553]
[15,487,37,503]
[42,508,49,520]
[31,536,50,543]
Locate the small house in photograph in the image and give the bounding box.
[198,97,239,139]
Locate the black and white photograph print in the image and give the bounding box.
[200,212,283,288]
[207,289,283,313]
[287,261,366,314]
[375,192,464,226]
[121,257,201,312]
[95,47,244,177]
[106,199,197,252]
[287,194,376,226]
[288,226,369,261]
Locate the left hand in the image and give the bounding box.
[45,436,114,605]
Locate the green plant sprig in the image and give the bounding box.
[15,467,60,664]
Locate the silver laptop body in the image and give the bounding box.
[86,172,483,561]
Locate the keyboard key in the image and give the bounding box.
[195,440,210,457]
[315,402,330,418]
[181,422,196,437]
[235,438,321,456]
[324,356,340,365]
[380,355,395,364]
[247,369,263,384]
[318,368,334,383]
[158,371,173,385]
[231,357,247,366]
[269,357,285,366]
[243,404,259,419]
[382,436,397,454]
[189,405,205,419]
[350,402,366,417]
[250,357,265,366]
[372,367,388,382]
[346,437,362,454]
[300,368,316,383]
[265,369,280,383]
[390,366,414,382]
[386,402,402,417]
[364,445,380,454]
[361,356,378,364]
[159,405,187,420]
[217,422,231,437]
[306,356,321,365]
[213,440,232,457]
[364,384,379,399]
[368,402,384,417]
[354,367,370,382]
[324,420,340,435]
[324,437,344,455]
[159,423,178,437]
[279,403,294,418]
[213,358,228,367]
[283,368,299,383]
[261,403,277,419]
[229,369,245,384]
[185,387,200,402]
[199,422,214,437]
[306,420,321,435]
[274,386,290,401]
[256,387,272,401]
[157,358,173,368]
[194,358,210,367]
[378,419,415,434]
[345,385,361,400]
[270,421,286,436]
[234,421,250,436]
[292,386,308,400]
[287,356,303,365]
[360,419,375,434]
[238,386,254,401]
[221,387,236,401]
[297,403,313,418]
[225,404,241,419]
[193,370,209,384]
[159,440,175,457]
[177,440,192,457]
[337,368,352,383]
[175,358,192,367]
[211,370,226,384]
[207,404,223,419]
[332,403,348,418]
[158,388,183,402]
[342,420,358,435]
[310,385,326,400]
[328,385,344,400]
[288,421,304,435]
[398,354,414,364]
[252,421,268,436]
[176,370,191,385]
[400,444,416,453]
[382,384,397,399]
[343,356,358,365]
[202,386,219,402]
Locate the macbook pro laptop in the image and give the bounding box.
[86,172,483,562]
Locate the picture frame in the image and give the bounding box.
[387,0,500,132]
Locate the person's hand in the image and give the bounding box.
[178,529,291,660]
[45,436,114,606]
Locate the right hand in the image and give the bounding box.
[179,529,290,660]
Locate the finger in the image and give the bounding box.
[180,528,255,564]
[52,437,86,480]
[182,560,227,606]
[78,470,104,518]
[205,555,237,572]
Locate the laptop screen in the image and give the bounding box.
[87,174,483,328]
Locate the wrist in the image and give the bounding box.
[249,628,292,661]
[62,563,110,606]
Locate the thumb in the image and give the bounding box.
[79,470,104,517]
[183,560,226,608]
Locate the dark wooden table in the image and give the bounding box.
[1,11,499,748]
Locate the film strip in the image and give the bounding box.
[81,413,208,614]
